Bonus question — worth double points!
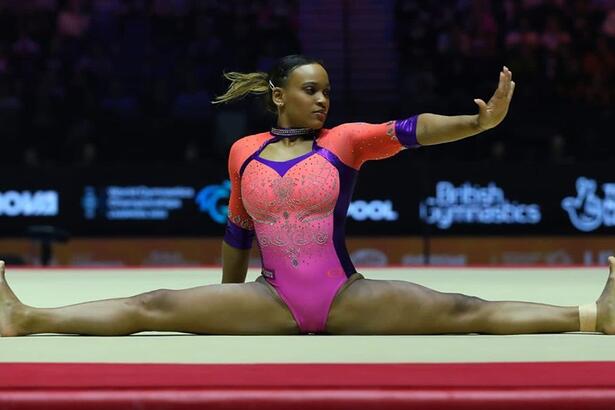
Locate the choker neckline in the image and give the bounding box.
[270,127,318,139]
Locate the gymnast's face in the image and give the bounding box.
[273,64,330,129]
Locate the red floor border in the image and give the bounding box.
[2,361,615,388]
[1,362,615,409]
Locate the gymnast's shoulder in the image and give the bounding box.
[228,132,270,161]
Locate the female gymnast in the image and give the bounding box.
[0,55,613,337]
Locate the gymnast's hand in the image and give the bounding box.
[474,66,515,131]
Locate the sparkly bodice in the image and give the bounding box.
[242,152,339,268]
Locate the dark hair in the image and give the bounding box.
[212,55,325,113]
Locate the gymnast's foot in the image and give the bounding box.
[0,261,26,337]
[596,256,615,334]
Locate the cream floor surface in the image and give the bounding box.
[0,266,613,363]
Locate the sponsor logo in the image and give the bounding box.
[261,268,275,279]
[562,177,615,232]
[80,181,231,223]
[420,181,541,229]
[401,253,467,265]
[195,180,230,224]
[0,190,58,217]
[347,200,398,221]
[82,186,98,219]
[349,248,389,266]
[81,185,195,220]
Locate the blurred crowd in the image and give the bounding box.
[0,0,299,166]
[395,0,615,162]
[0,0,613,167]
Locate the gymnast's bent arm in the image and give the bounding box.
[416,66,515,146]
[221,241,251,283]
[222,139,256,284]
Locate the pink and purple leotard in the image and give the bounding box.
[224,117,420,333]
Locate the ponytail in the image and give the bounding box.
[212,71,270,105]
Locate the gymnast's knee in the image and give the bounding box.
[130,289,173,314]
[449,293,485,316]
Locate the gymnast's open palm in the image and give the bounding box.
[474,66,515,131]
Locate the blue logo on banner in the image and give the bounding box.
[562,177,615,232]
[195,180,231,224]
[81,186,98,219]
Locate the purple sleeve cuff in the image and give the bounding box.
[223,218,255,249]
[395,115,421,148]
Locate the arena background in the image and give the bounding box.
[0,0,614,266]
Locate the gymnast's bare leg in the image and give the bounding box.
[2,258,614,337]
[0,261,298,336]
[327,256,615,335]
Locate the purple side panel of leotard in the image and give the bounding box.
[315,145,358,277]
[223,217,255,249]
[395,115,421,148]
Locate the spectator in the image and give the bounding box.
[57,0,90,38]
[0,0,611,166]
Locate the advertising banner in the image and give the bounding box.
[1,160,614,237]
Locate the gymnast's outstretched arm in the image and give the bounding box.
[415,66,515,146]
